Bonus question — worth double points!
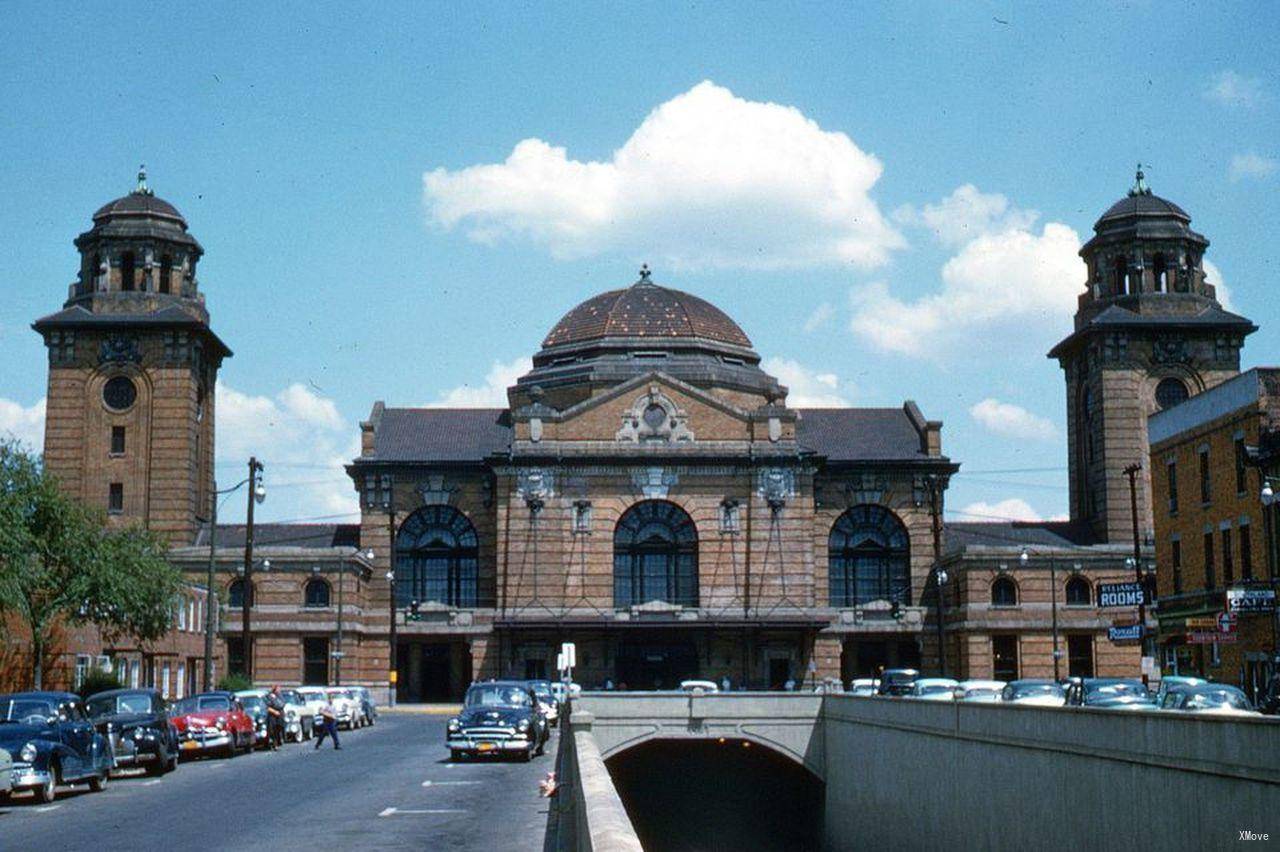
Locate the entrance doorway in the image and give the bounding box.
[841,637,921,682]
[615,640,698,690]
[397,641,472,702]
[303,638,329,685]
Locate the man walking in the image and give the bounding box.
[313,697,341,750]
[265,685,286,751]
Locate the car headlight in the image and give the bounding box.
[20,742,37,762]
[447,718,460,731]
[286,710,297,721]
[216,717,226,730]
[517,719,531,731]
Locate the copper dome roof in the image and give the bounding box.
[542,271,752,349]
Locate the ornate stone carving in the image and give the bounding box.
[1151,336,1189,365]
[99,334,141,365]
[415,474,455,506]
[632,466,678,498]
[758,468,796,509]
[616,385,694,443]
[517,468,556,508]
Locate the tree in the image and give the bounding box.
[0,440,185,688]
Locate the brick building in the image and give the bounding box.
[1148,368,1280,702]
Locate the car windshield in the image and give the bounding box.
[964,688,1001,698]
[1085,681,1148,701]
[917,684,954,695]
[175,695,232,713]
[1005,683,1065,699]
[1185,688,1250,710]
[86,693,156,717]
[240,697,265,711]
[327,690,351,700]
[884,672,915,684]
[298,691,323,703]
[0,698,56,722]
[466,685,531,708]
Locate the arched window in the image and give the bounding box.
[828,505,910,607]
[120,251,136,292]
[227,578,253,608]
[304,578,331,608]
[991,576,1018,607]
[1155,377,1189,410]
[158,254,172,294]
[1113,256,1128,295]
[1152,253,1167,293]
[613,501,699,608]
[395,506,478,607]
[1065,576,1091,606]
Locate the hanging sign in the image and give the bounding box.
[1108,624,1144,643]
[1226,587,1277,613]
[1098,582,1147,608]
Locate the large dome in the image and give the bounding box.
[543,269,752,349]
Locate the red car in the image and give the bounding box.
[170,691,255,758]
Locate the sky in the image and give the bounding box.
[1,2,1278,526]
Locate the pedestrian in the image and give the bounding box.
[603,679,614,691]
[720,675,730,692]
[265,685,286,751]
[313,698,341,750]
[1263,667,1280,715]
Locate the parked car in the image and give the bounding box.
[527,680,561,725]
[325,688,363,729]
[910,678,960,701]
[848,678,879,697]
[876,669,920,697]
[0,748,11,799]
[447,681,548,762]
[85,688,179,776]
[170,692,255,758]
[0,691,113,802]
[1065,678,1157,711]
[1159,683,1260,717]
[233,691,271,747]
[350,686,377,727]
[1153,676,1207,708]
[1001,680,1067,707]
[954,680,1006,702]
[678,680,719,695]
[294,687,329,730]
[278,689,315,741]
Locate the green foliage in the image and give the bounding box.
[0,440,185,687]
[78,668,123,700]
[216,672,254,692]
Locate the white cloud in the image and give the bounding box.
[970,398,1057,441]
[1229,152,1278,182]
[802,302,835,333]
[429,357,531,407]
[850,215,1082,359]
[0,396,46,452]
[894,184,1037,248]
[763,357,852,407]
[216,381,358,521]
[423,81,904,271]
[956,498,1044,523]
[1206,70,1264,108]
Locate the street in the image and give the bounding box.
[0,713,557,852]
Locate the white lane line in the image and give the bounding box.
[141,779,163,786]
[34,805,61,813]
[422,780,483,787]
[379,807,469,817]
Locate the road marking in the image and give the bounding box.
[379,807,469,817]
[33,805,61,813]
[422,780,482,787]
[141,779,163,786]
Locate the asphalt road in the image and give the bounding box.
[0,713,558,852]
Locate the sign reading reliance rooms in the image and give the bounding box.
[1097,582,1148,608]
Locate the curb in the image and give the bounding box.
[381,705,463,715]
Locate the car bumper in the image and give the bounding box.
[178,731,233,752]
[447,736,532,754]
[10,763,52,791]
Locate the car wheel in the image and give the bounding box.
[35,764,57,803]
[166,750,179,773]
[518,746,532,762]
[450,749,465,762]
[146,750,166,777]
[88,769,107,792]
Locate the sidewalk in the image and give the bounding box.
[381,702,462,715]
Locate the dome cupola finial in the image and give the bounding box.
[1128,162,1151,197]
[636,263,653,285]
[133,164,153,197]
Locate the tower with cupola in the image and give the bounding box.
[33,169,231,544]
[1050,168,1256,542]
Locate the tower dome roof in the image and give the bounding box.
[77,167,200,251]
[92,191,187,227]
[1094,192,1190,228]
[543,266,752,349]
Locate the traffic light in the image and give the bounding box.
[407,600,421,622]
[891,600,902,620]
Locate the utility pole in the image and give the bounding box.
[241,457,264,679]
[928,476,946,677]
[1124,463,1148,683]
[385,476,397,707]
[1050,558,1061,681]
[335,562,345,685]
[203,484,219,691]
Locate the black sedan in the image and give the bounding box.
[85,688,180,776]
[0,691,113,802]
[446,681,549,762]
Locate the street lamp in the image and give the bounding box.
[1024,547,1061,681]
[241,458,266,681]
[933,565,949,677]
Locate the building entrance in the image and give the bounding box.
[840,637,921,681]
[396,640,472,702]
[615,640,698,690]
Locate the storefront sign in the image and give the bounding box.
[1226,587,1277,613]
[1217,611,1237,634]
[1097,582,1147,608]
[1186,616,1219,629]
[1107,624,1144,642]
[1186,631,1238,644]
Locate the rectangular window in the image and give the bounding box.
[1235,438,1248,495]
[991,635,1018,681]
[74,655,91,688]
[302,637,329,685]
[227,637,246,677]
[110,426,125,455]
[1222,527,1234,585]
[1167,461,1179,513]
[1199,449,1212,504]
[161,663,171,699]
[176,663,185,699]
[108,482,124,513]
[1067,635,1094,678]
[1240,523,1253,580]
[1171,539,1183,594]
[177,600,186,631]
[1204,531,1216,589]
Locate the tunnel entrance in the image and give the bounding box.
[606,738,823,851]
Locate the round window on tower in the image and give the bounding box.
[1155,377,1189,410]
[103,376,138,412]
[643,404,668,430]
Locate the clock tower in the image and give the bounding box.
[33,169,231,545]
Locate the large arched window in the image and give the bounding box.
[613,501,699,608]
[991,576,1018,607]
[227,578,253,608]
[304,578,331,608]
[1065,576,1092,606]
[829,505,910,607]
[395,506,478,607]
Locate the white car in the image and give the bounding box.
[910,678,959,701]
[272,689,315,741]
[294,687,330,729]
[1001,679,1067,707]
[325,688,364,729]
[679,680,720,694]
[1159,683,1261,717]
[0,748,11,798]
[848,678,879,697]
[954,680,1006,702]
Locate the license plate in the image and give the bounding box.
[476,742,495,752]
[182,741,200,751]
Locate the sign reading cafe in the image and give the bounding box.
[1097,582,1147,608]
[1226,587,1277,613]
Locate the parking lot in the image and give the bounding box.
[0,713,557,852]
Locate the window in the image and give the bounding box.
[829,505,911,607]
[394,505,479,607]
[228,578,253,608]
[1067,635,1094,678]
[303,637,329,685]
[176,663,185,699]
[1199,448,1211,504]
[227,637,246,677]
[102,376,137,411]
[304,578,331,608]
[75,655,91,688]
[572,501,593,534]
[110,426,126,455]
[1065,576,1091,606]
[159,254,172,294]
[120,251,135,291]
[177,598,186,630]
[1152,253,1168,292]
[1235,438,1248,495]
[614,500,699,608]
[992,635,1018,681]
[161,663,171,699]
[1167,461,1178,513]
[1156,378,1189,410]
[719,500,741,534]
[1204,531,1216,589]
[108,482,124,513]
[1171,538,1183,594]
[1222,527,1234,585]
[991,577,1018,607]
[1240,523,1253,580]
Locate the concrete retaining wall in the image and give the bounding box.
[563,710,644,852]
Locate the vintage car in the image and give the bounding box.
[233,691,271,747]
[278,689,315,741]
[325,688,364,729]
[447,681,549,762]
[170,692,256,758]
[294,687,329,729]
[876,669,920,697]
[0,691,113,802]
[350,686,377,727]
[1159,683,1260,717]
[1065,678,1157,711]
[528,680,561,724]
[848,678,880,697]
[1001,679,1067,706]
[909,678,959,701]
[954,680,1006,702]
[677,680,719,696]
[0,748,11,798]
[1153,675,1207,707]
[85,688,179,775]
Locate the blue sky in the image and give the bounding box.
[1,2,1277,524]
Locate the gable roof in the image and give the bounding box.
[194,523,361,549]
[795,408,931,462]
